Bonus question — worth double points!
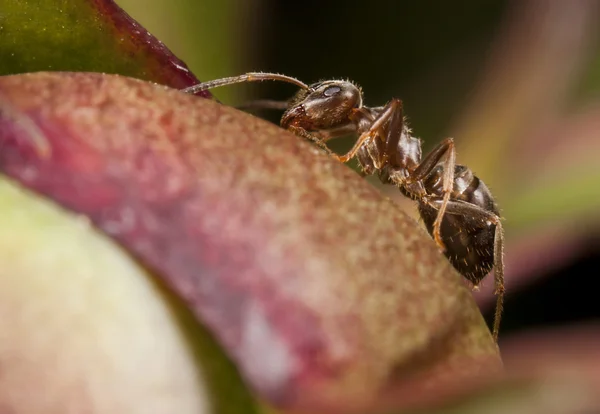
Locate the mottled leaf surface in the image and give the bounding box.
[0,72,500,413]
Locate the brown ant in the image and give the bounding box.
[183,73,505,342]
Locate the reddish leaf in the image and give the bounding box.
[0,72,501,413]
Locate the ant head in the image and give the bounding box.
[281,80,363,131]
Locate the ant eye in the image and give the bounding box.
[323,85,341,97]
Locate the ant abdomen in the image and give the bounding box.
[418,165,499,286]
[420,203,496,285]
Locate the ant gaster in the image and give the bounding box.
[183,73,505,341]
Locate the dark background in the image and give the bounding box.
[117,0,600,341]
[257,0,600,343]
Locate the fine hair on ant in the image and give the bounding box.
[183,73,505,342]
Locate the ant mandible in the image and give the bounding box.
[183,73,505,342]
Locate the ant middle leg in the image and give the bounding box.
[409,138,456,250]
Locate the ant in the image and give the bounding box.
[183,73,505,342]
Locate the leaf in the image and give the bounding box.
[0,71,501,413]
[116,0,244,103]
[0,0,209,96]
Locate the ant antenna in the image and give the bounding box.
[182,72,310,95]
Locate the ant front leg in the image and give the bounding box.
[334,100,402,164]
[313,124,358,143]
[410,138,456,251]
[287,126,335,156]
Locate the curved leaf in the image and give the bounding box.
[0,0,209,96]
[0,72,500,413]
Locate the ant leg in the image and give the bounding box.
[334,100,401,163]
[182,72,309,94]
[287,126,335,156]
[426,199,505,342]
[409,138,456,250]
[334,130,376,163]
[491,216,505,343]
[383,99,404,162]
[315,124,358,143]
[358,147,377,177]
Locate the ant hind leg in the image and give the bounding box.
[409,138,456,251]
[426,198,505,342]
